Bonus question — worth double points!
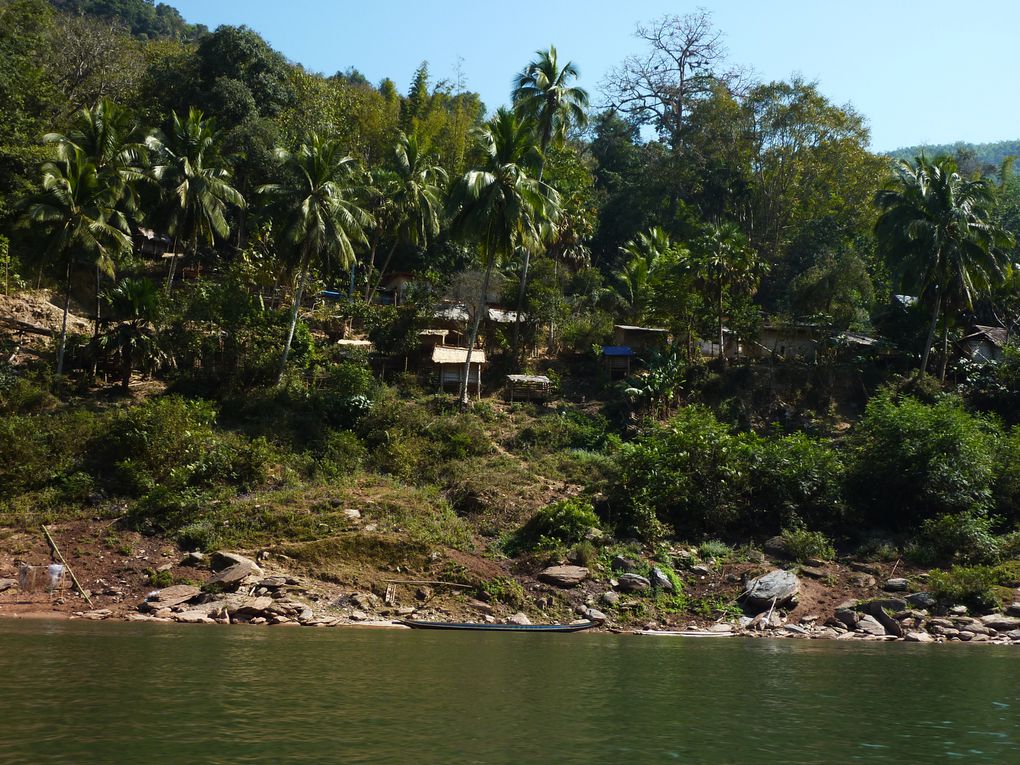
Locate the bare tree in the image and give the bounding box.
[602,9,748,149]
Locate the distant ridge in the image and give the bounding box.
[886,139,1020,174]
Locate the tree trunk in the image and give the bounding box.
[363,234,380,300]
[56,262,72,377]
[277,255,310,385]
[91,265,101,378]
[717,270,726,368]
[918,289,942,379]
[939,318,950,381]
[164,236,179,295]
[367,239,401,303]
[459,256,495,408]
[121,337,132,391]
[511,163,545,364]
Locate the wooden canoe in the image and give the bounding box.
[397,619,597,633]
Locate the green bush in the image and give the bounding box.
[698,539,733,562]
[515,409,617,453]
[913,512,1001,566]
[780,527,835,562]
[927,565,1004,613]
[479,577,526,609]
[316,430,367,479]
[510,498,601,553]
[846,391,999,528]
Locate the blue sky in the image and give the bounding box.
[169,0,1018,152]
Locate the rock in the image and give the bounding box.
[905,592,936,610]
[0,578,17,593]
[233,596,274,615]
[1005,629,1020,641]
[258,576,289,589]
[860,601,903,637]
[834,607,859,630]
[689,564,712,576]
[467,598,494,615]
[750,610,783,630]
[849,561,882,576]
[206,562,261,590]
[707,623,734,633]
[210,551,262,574]
[783,624,808,635]
[298,607,315,624]
[863,597,907,612]
[742,570,800,613]
[508,612,532,626]
[175,610,215,624]
[763,535,790,558]
[581,607,608,624]
[146,584,200,608]
[849,573,877,588]
[804,557,827,568]
[1005,602,1020,617]
[179,552,205,567]
[905,631,934,643]
[600,591,621,607]
[615,573,651,593]
[799,566,826,579]
[610,555,641,573]
[979,614,1020,631]
[538,565,590,588]
[156,563,173,573]
[249,617,267,625]
[883,578,909,592]
[958,630,975,641]
[343,508,361,520]
[949,605,968,616]
[650,567,675,592]
[351,592,380,610]
[349,610,368,621]
[856,614,887,636]
[81,609,112,620]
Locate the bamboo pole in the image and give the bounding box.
[383,579,472,589]
[41,525,93,608]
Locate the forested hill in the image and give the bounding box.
[887,139,1020,175]
[48,0,205,39]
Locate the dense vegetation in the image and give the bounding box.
[4,1,1020,579]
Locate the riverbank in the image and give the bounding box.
[5,522,1020,645]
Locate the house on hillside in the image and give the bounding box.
[961,325,1009,362]
[612,325,669,353]
[432,346,486,398]
[699,328,742,360]
[745,323,823,361]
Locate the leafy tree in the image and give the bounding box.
[447,107,558,405]
[19,145,132,374]
[258,132,374,383]
[615,226,671,321]
[875,155,1013,378]
[99,276,164,389]
[146,108,245,291]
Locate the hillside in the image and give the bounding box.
[887,139,1020,174]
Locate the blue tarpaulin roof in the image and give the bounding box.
[601,345,635,357]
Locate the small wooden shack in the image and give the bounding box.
[601,345,636,379]
[506,374,552,402]
[961,325,1008,363]
[432,346,486,398]
[613,325,669,352]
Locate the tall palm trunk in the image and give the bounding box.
[56,262,72,377]
[460,254,495,407]
[277,248,310,385]
[938,319,950,381]
[717,269,726,368]
[91,265,102,378]
[367,238,401,303]
[511,161,544,362]
[164,235,180,295]
[918,288,942,379]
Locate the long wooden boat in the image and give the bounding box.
[397,619,597,633]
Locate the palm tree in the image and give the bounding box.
[365,131,447,301]
[875,155,1013,378]
[44,99,148,361]
[509,46,589,356]
[99,277,164,390]
[616,226,671,321]
[693,221,761,367]
[146,108,244,293]
[448,108,559,405]
[19,146,133,375]
[259,133,374,384]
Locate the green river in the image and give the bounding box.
[1,619,1019,764]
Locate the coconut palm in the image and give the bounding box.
[365,131,447,301]
[99,277,164,390]
[259,132,374,384]
[44,99,148,358]
[509,46,589,356]
[447,108,559,405]
[875,155,1013,378]
[616,226,671,321]
[19,146,133,375]
[146,108,244,292]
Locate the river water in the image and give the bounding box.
[1,619,1018,764]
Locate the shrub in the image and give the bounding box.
[913,512,1001,566]
[479,577,526,609]
[846,391,999,528]
[515,409,617,453]
[780,527,835,562]
[316,430,367,479]
[510,498,601,553]
[698,539,733,562]
[927,565,1003,613]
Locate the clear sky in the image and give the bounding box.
[168,0,1019,152]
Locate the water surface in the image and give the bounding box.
[1,619,1018,764]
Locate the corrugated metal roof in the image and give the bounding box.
[614,325,668,333]
[507,374,551,383]
[432,346,487,365]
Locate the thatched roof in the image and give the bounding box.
[432,346,486,365]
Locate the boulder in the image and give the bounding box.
[849,561,882,576]
[1005,602,1020,617]
[210,551,262,574]
[883,578,909,592]
[232,596,274,616]
[257,576,289,589]
[856,614,887,636]
[610,555,641,573]
[905,592,936,610]
[174,610,215,624]
[905,631,934,643]
[849,573,877,588]
[860,601,903,637]
[600,591,621,607]
[834,607,859,630]
[538,565,589,588]
[742,570,800,613]
[179,552,205,567]
[615,573,651,593]
[508,612,532,626]
[580,607,608,624]
[799,566,826,579]
[206,562,261,590]
[650,567,675,593]
[145,584,200,608]
[763,535,790,559]
[689,564,712,576]
[979,614,1020,632]
[0,578,18,593]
